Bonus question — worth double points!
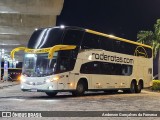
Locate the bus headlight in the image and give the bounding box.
[52,76,60,81]
[20,75,26,82]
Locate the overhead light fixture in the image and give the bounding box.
[0,43,21,46]
[26,54,35,58]
[2,49,4,54]
[60,25,65,29]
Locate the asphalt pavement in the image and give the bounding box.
[0,84,160,120]
[0,80,20,89]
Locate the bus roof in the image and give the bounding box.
[85,29,152,49]
[36,26,152,49]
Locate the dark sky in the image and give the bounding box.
[57,0,160,41]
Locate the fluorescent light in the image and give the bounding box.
[60,25,65,29]
[26,54,35,58]
[0,43,21,46]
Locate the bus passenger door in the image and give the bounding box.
[57,54,79,90]
[57,72,75,90]
[56,56,71,90]
[68,72,75,90]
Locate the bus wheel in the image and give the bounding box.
[45,92,57,97]
[130,81,136,93]
[135,82,143,93]
[72,81,85,96]
[123,81,136,93]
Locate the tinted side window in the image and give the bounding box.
[99,36,113,51]
[81,33,100,49]
[101,62,112,74]
[63,30,84,46]
[121,65,133,76]
[80,62,91,74]
[112,40,125,53]
[80,61,132,76]
[110,63,121,75]
[123,42,135,55]
[80,62,101,74]
[101,62,132,75]
[146,47,152,58]
[55,49,78,73]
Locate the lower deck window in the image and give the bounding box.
[80,61,133,76]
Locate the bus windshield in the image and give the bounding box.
[22,49,79,77]
[22,53,58,77]
[27,28,63,49]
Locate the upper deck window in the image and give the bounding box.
[62,29,84,46]
[81,33,100,49]
[28,28,63,49]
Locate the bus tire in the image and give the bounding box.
[135,81,143,93]
[45,92,57,97]
[130,81,136,93]
[123,81,136,93]
[72,81,85,96]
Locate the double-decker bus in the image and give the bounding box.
[11,26,152,97]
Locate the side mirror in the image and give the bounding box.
[10,47,26,59]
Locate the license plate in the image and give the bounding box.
[30,88,37,92]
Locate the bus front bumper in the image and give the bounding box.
[20,81,58,92]
[21,88,75,92]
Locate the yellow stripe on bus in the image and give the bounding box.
[48,45,76,59]
[86,29,152,49]
[10,47,26,59]
[25,48,51,53]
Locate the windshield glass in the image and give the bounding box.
[22,49,79,77]
[62,29,84,46]
[22,53,58,77]
[28,28,63,49]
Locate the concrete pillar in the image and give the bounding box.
[0,0,64,61]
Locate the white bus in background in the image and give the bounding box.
[11,26,153,97]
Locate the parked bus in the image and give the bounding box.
[11,26,153,97]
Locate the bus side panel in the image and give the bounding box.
[70,58,92,90]
[143,58,153,88]
[134,57,152,88]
